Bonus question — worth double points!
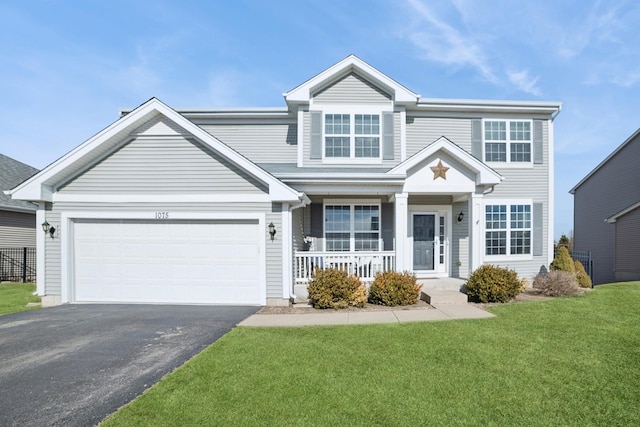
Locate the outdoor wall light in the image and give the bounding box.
[457,212,464,223]
[268,222,277,240]
[41,221,56,238]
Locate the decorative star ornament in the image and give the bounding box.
[430,160,449,180]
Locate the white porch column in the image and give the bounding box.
[394,193,408,271]
[281,202,292,299]
[469,192,484,272]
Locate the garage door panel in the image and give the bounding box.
[73,220,262,304]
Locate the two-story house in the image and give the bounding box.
[9,56,561,306]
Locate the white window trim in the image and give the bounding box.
[321,106,388,164]
[483,118,533,166]
[483,199,533,262]
[323,199,382,252]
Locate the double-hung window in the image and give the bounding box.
[325,204,380,251]
[485,203,531,256]
[484,120,531,163]
[325,114,380,159]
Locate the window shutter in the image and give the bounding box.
[382,112,394,160]
[533,120,543,164]
[310,111,322,159]
[310,203,323,238]
[471,119,482,160]
[532,202,543,256]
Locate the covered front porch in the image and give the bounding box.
[287,136,503,298]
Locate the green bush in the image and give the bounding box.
[550,246,575,273]
[532,270,582,297]
[368,271,421,306]
[465,264,525,303]
[574,260,592,288]
[307,267,367,309]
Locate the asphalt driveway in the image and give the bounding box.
[0,304,259,426]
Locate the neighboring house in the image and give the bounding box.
[570,129,640,284]
[8,56,561,306]
[1,153,38,247]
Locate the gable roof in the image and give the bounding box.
[570,128,640,194]
[0,154,39,212]
[8,98,302,203]
[283,55,419,106]
[388,136,503,186]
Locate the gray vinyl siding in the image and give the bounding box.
[406,117,472,158]
[481,120,550,280]
[614,207,640,279]
[58,137,267,194]
[312,73,392,104]
[302,110,400,168]
[266,204,283,299]
[0,211,36,247]
[292,207,306,251]
[201,123,297,163]
[573,133,640,284]
[408,195,453,205]
[44,210,61,295]
[451,201,469,278]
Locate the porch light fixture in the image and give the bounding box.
[457,212,464,223]
[41,221,56,238]
[268,222,276,240]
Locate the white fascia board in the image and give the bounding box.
[415,98,562,115]
[52,193,273,204]
[284,55,419,104]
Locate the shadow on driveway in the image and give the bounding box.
[0,304,258,426]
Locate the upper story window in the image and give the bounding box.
[325,114,380,159]
[484,120,531,163]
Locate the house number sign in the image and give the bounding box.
[155,211,170,219]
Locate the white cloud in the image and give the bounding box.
[507,70,541,96]
[403,0,499,84]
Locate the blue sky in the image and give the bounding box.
[2,0,639,238]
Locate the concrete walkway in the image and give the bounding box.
[238,303,494,327]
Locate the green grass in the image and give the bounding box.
[102,282,640,426]
[0,282,40,315]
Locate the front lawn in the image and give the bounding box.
[102,282,640,426]
[0,282,40,315]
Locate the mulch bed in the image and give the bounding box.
[257,299,433,315]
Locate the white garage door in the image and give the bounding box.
[73,219,262,304]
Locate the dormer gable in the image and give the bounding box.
[283,55,419,108]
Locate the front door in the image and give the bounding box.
[413,214,436,271]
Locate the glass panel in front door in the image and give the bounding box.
[413,214,435,270]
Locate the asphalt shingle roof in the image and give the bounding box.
[0,154,39,211]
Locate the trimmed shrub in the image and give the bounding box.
[574,260,592,289]
[532,270,582,296]
[550,246,575,274]
[368,271,421,306]
[465,264,525,303]
[307,267,367,309]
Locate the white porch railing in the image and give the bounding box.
[294,251,396,284]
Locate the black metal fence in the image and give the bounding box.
[0,247,36,283]
[554,247,593,282]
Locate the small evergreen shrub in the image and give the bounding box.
[550,246,575,273]
[532,270,582,296]
[574,260,592,288]
[307,267,367,309]
[368,271,421,306]
[465,264,525,303]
